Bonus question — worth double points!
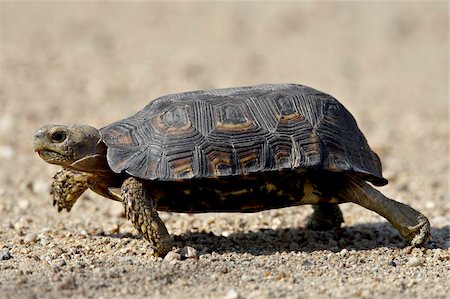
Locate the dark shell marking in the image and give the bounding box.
[101,84,386,186]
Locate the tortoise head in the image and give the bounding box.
[33,125,110,173]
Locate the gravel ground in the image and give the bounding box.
[1,2,449,299]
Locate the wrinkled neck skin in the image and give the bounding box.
[69,140,124,188]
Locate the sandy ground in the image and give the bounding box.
[0,2,449,299]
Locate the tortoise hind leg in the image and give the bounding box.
[121,177,172,256]
[306,204,344,230]
[338,174,431,246]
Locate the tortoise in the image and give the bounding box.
[33,83,430,256]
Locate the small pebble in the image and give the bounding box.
[223,288,240,299]
[0,249,12,260]
[302,260,313,267]
[53,259,66,267]
[388,259,397,267]
[180,246,198,260]
[0,145,14,159]
[339,249,349,256]
[407,257,424,267]
[53,247,64,256]
[24,233,38,244]
[39,238,50,246]
[18,200,30,210]
[164,251,181,262]
[221,231,232,237]
[30,180,49,195]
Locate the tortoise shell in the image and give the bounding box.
[101,84,387,186]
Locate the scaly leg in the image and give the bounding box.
[306,203,344,230]
[121,177,172,256]
[338,175,430,246]
[50,168,122,212]
[50,168,91,212]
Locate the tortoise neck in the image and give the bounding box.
[69,140,113,175]
[68,140,126,188]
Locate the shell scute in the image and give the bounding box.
[159,105,190,129]
[101,84,387,185]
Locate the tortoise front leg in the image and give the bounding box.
[338,175,431,246]
[51,168,122,212]
[121,177,172,257]
[50,168,91,212]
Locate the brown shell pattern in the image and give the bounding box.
[101,84,387,186]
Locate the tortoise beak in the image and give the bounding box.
[33,126,50,152]
[33,125,72,166]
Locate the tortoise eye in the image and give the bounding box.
[50,130,67,143]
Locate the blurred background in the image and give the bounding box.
[0,1,448,234]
